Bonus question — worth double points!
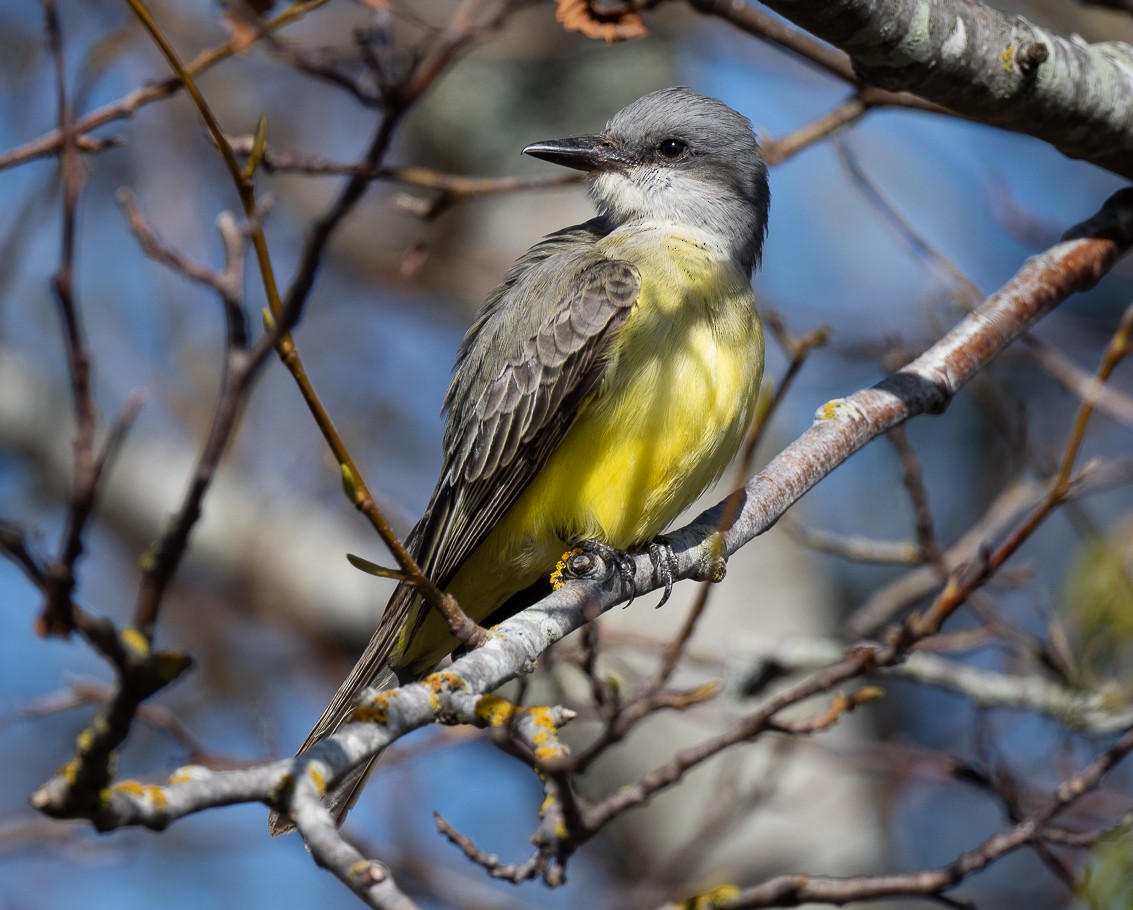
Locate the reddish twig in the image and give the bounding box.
[0,2,329,173]
[682,721,1133,908]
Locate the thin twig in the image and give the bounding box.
[782,517,923,565]
[0,1,329,172]
[761,94,867,166]
[907,302,1133,641]
[677,722,1133,909]
[39,0,96,640]
[836,135,984,305]
[888,425,945,566]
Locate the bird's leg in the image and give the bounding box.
[551,539,638,607]
[647,536,679,608]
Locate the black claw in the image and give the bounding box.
[648,537,678,609]
[615,550,637,608]
[565,540,638,607]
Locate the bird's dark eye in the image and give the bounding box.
[658,137,687,159]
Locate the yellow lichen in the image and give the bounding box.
[534,744,568,765]
[537,793,567,838]
[427,672,468,694]
[475,694,520,727]
[816,400,840,421]
[146,785,168,811]
[528,705,557,733]
[75,727,96,755]
[679,884,740,909]
[549,548,583,589]
[813,397,867,424]
[114,781,169,810]
[424,672,468,716]
[115,780,146,797]
[351,690,391,725]
[59,759,80,785]
[121,626,151,658]
[1001,44,1015,73]
[351,704,388,723]
[168,766,199,785]
[528,707,563,757]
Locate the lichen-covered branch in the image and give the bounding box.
[28,190,1133,906]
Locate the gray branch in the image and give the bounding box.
[29,194,1133,901]
[728,637,1133,734]
[755,0,1133,180]
[694,189,1133,565]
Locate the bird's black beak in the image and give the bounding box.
[522,135,630,172]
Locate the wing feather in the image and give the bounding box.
[417,224,639,581]
[280,223,639,784]
[364,227,639,665]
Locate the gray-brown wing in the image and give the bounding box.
[414,246,640,594]
[268,231,639,836]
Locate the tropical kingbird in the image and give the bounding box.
[270,86,770,833]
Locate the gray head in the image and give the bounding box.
[523,87,770,276]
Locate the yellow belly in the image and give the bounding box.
[398,229,763,673]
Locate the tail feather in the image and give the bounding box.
[268,515,450,835]
[268,663,399,836]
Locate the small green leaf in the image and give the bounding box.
[347,553,403,580]
[340,463,358,500]
[244,115,268,177]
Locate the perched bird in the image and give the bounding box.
[270,86,770,833]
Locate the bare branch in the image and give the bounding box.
[730,636,1133,734]
[0,1,329,172]
[846,453,1133,636]
[29,187,1133,838]
[782,517,924,565]
[1023,333,1133,429]
[703,189,1133,574]
[39,0,95,640]
[752,0,1133,180]
[680,721,1133,908]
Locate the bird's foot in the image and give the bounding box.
[550,539,638,606]
[647,536,679,609]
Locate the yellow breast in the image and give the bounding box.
[399,226,763,673]
[546,228,762,543]
[462,228,760,599]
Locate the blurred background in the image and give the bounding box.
[2,1,1133,907]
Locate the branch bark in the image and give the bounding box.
[735,0,1133,179]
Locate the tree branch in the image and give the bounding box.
[676,720,1133,908]
[753,0,1133,179]
[731,636,1133,734]
[29,191,1133,902]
